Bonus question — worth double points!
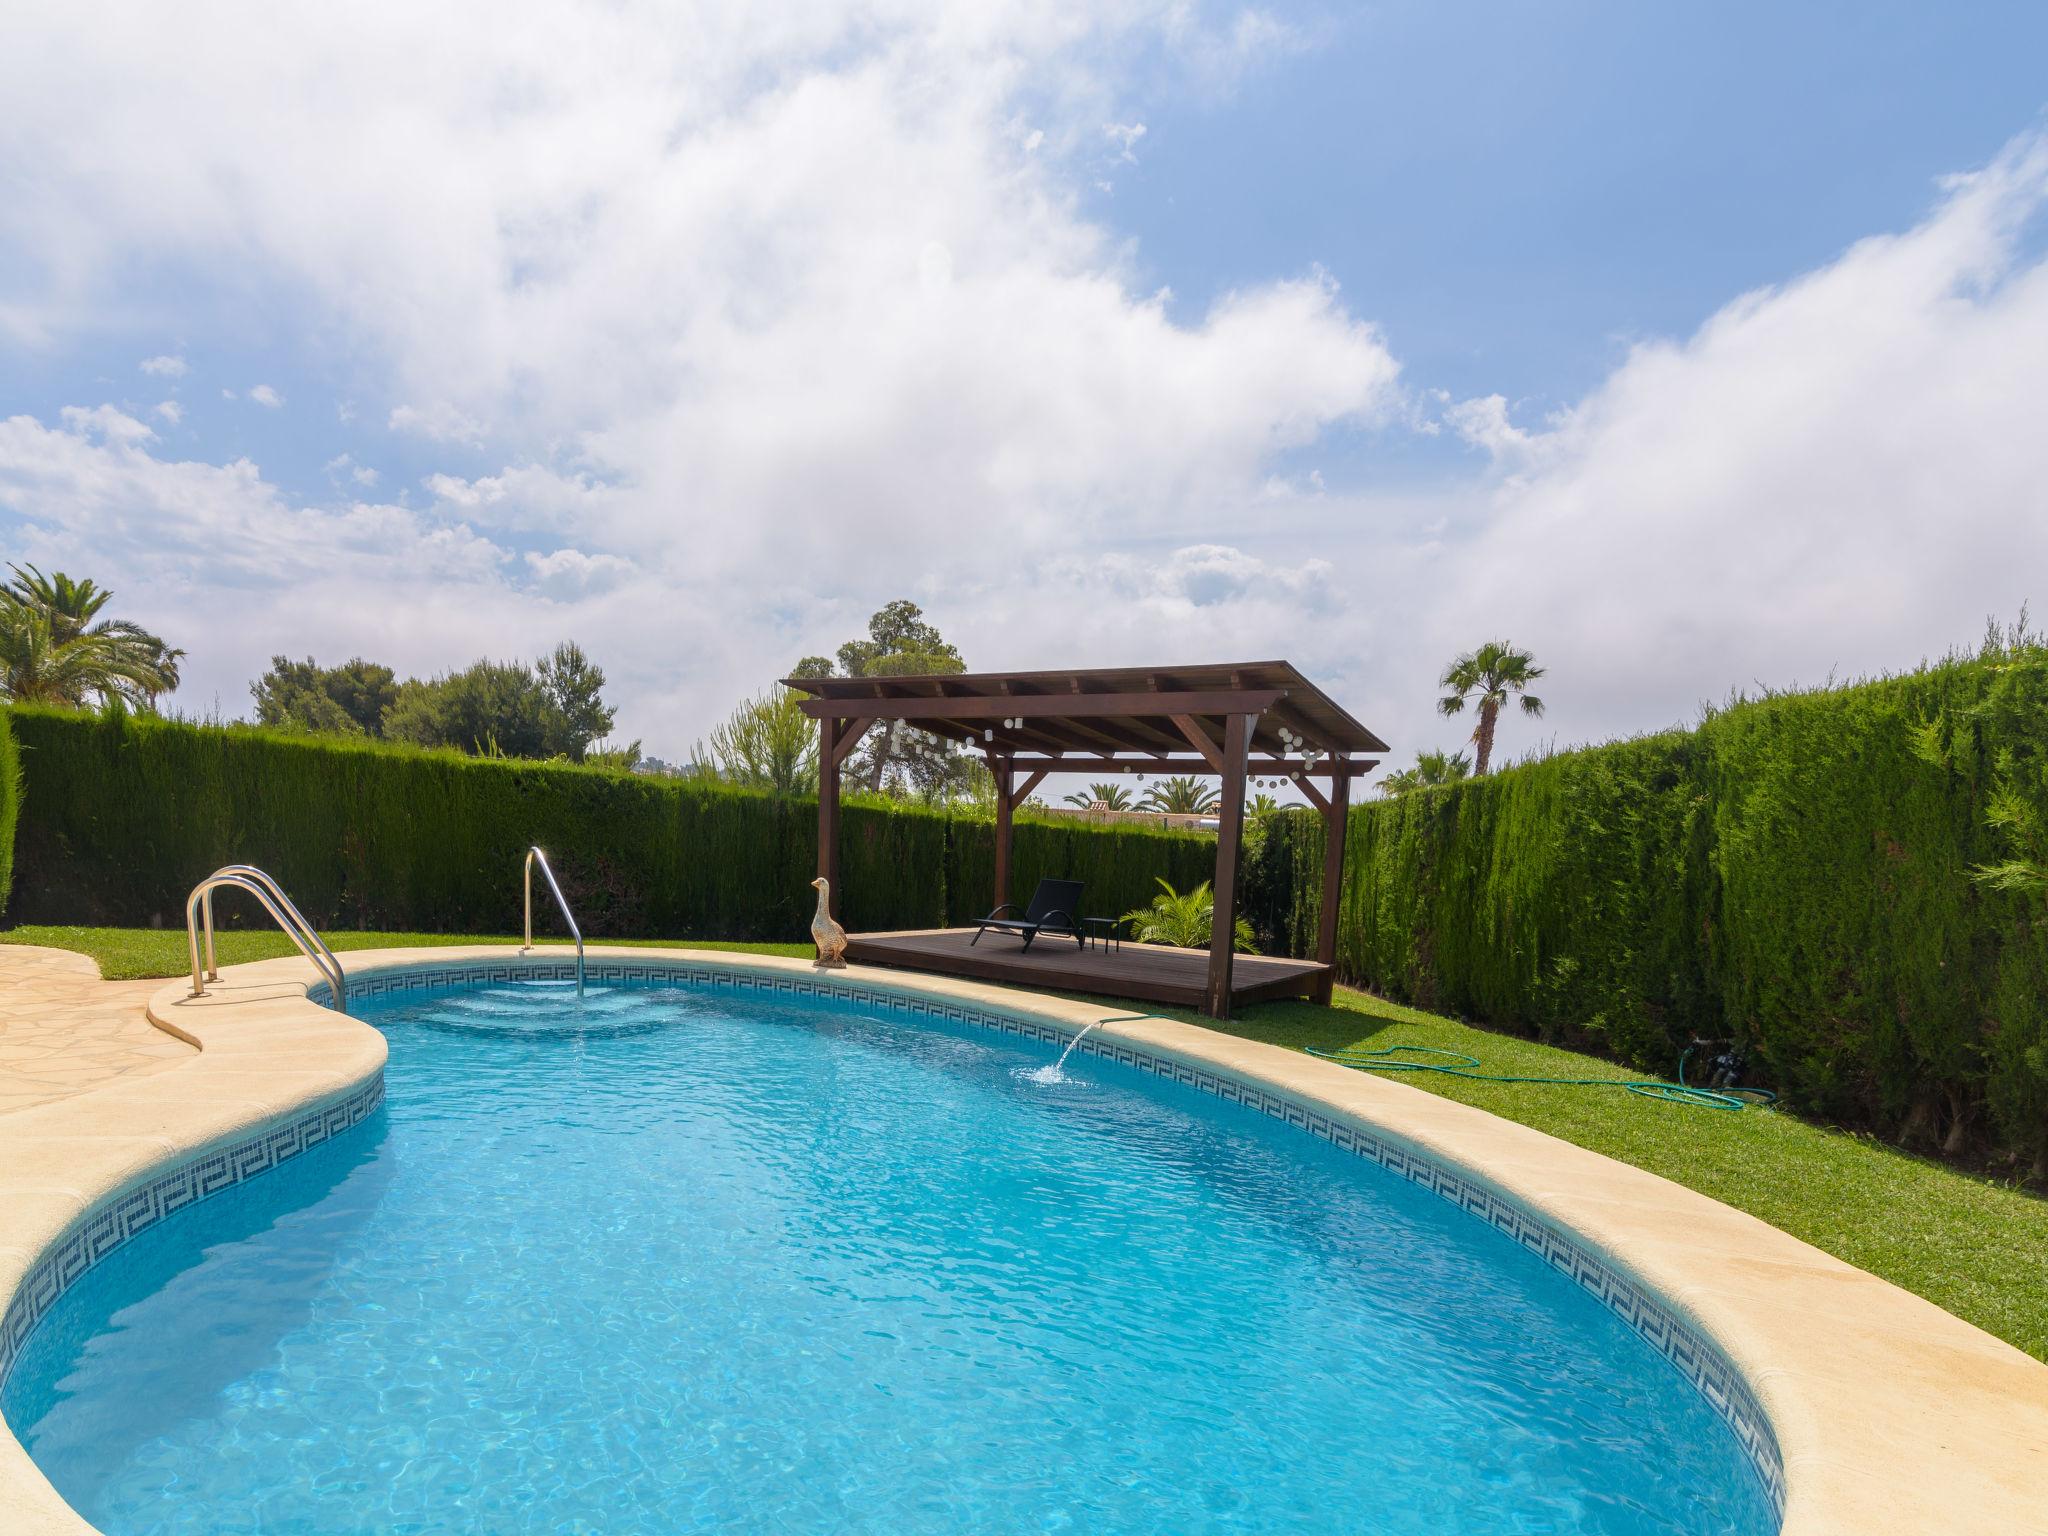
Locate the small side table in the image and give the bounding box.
[1083,917,1122,954]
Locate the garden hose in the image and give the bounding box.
[1302,1043,1779,1112]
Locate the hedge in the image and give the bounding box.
[1268,648,2048,1173]
[2,706,1214,942]
[0,709,18,917]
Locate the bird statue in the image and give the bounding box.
[809,876,849,968]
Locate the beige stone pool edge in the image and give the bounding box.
[2,947,2043,1534]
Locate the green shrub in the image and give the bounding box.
[1,706,1211,947]
[1293,650,2048,1174]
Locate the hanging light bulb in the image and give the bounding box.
[984,729,994,742]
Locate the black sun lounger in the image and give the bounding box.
[971,878,1085,952]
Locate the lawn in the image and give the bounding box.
[7,924,2044,1362]
[3,925,811,979]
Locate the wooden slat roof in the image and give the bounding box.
[783,659,1389,763]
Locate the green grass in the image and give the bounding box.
[8,924,2044,1361]
[0,925,810,980]
[1196,988,2048,1362]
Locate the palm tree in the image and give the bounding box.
[0,566,182,708]
[1063,781,1134,811]
[1377,748,1472,797]
[1119,878,1257,952]
[1139,775,1221,815]
[1438,641,1544,775]
[1246,791,1282,820]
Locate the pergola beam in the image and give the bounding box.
[796,689,1285,722]
[830,718,875,768]
[1312,768,1353,1005]
[1169,715,1225,774]
[1205,712,1254,1018]
[1005,755,1376,778]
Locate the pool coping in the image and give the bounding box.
[2,946,2044,1534]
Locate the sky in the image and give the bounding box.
[4,1,2047,785]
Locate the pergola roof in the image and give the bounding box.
[784,659,1388,774]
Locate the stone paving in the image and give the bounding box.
[0,945,194,1114]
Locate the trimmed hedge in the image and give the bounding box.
[3,707,1213,942]
[1272,649,2048,1173]
[0,708,17,916]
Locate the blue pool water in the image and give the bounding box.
[5,980,1776,1534]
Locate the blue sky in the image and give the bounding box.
[3,2,2047,767]
[1110,0,2048,479]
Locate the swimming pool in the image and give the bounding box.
[5,975,1776,1534]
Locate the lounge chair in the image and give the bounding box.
[972,878,1085,952]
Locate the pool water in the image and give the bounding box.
[5,980,1776,1534]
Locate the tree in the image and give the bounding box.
[384,660,560,758]
[1377,747,1473,797]
[1438,641,1545,775]
[0,565,182,708]
[1063,781,1134,810]
[796,600,967,794]
[1120,878,1257,952]
[699,688,818,795]
[1139,775,1221,815]
[1246,791,1282,820]
[537,642,616,760]
[252,656,398,735]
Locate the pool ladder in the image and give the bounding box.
[185,865,348,1012]
[522,846,585,996]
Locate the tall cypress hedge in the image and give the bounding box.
[1,706,1212,943]
[1284,648,2048,1173]
[0,708,18,917]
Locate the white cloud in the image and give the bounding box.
[57,403,154,445]
[6,6,2044,768]
[1391,130,2048,756]
[248,383,283,407]
[138,354,187,377]
[153,400,183,425]
[1443,394,1539,462]
[324,452,379,487]
[390,402,486,446]
[1104,121,1147,161]
[523,546,632,595]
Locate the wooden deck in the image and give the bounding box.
[843,928,1329,1011]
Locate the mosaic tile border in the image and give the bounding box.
[328,956,1786,1513]
[0,1074,384,1390]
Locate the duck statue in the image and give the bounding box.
[809,877,849,968]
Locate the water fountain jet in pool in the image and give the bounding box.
[1023,1020,1104,1084]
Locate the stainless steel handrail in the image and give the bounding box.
[198,865,345,986]
[185,868,347,1011]
[522,846,585,996]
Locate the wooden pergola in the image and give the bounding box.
[785,662,1387,1019]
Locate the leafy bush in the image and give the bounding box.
[1121,878,1257,951]
[1,706,1211,947]
[1280,647,2048,1175]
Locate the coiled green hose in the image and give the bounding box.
[1302,1043,1778,1112]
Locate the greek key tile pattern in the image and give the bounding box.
[326,956,1784,1511]
[16,959,1780,1513]
[0,1076,384,1390]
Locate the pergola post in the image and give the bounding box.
[990,754,1014,913]
[1312,767,1352,1005]
[817,716,842,920]
[1204,712,1254,1019]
